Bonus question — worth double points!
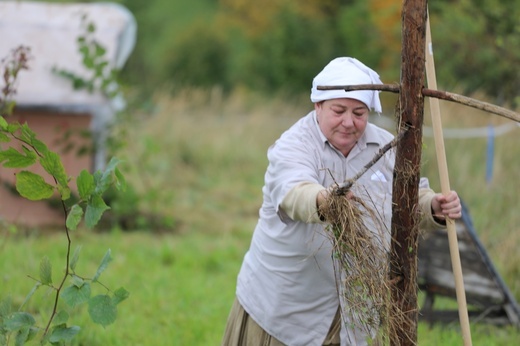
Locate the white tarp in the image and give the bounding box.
[0,1,136,109]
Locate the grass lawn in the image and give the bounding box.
[0,229,248,345]
[1,229,519,345]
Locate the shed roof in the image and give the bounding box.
[0,1,136,112]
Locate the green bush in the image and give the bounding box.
[240,7,338,94]
[430,0,520,107]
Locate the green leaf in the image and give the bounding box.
[0,132,9,142]
[114,167,126,191]
[77,169,95,200]
[66,204,84,231]
[19,124,37,142]
[15,326,38,345]
[61,282,91,308]
[27,326,39,342]
[14,326,32,346]
[95,61,109,78]
[0,296,12,318]
[87,22,95,33]
[19,284,40,311]
[83,56,95,69]
[0,147,37,168]
[105,156,122,173]
[30,137,49,154]
[0,116,7,130]
[84,194,110,229]
[94,43,106,58]
[52,311,69,326]
[93,170,102,184]
[39,151,70,200]
[69,246,82,271]
[15,171,54,201]
[39,256,52,285]
[112,287,130,305]
[88,295,116,327]
[3,312,35,331]
[49,325,80,343]
[94,157,121,194]
[70,275,84,287]
[16,123,49,154]
[92,249,112,283]
[3,101,16,116]
[39,151,65,183]
[76,78,91,91]
[6,122,19,134]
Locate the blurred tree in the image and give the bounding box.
[161,20,231,90]
[369,0,402,75]
[335,2,386,77]
[429,0,520,107]
[222,1,387,94]
[115,0,219,94]
[238,5,338,93]
[218,0,341,38]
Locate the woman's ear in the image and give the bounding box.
[314,101,323,113]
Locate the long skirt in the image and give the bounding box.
[221,298,341,346]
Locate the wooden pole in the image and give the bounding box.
[425,13,473,346]
[389,0,427,345]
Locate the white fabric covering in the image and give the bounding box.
[310,57,383,113]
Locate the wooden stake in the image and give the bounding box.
[389,1,427,344]
[425,13,473,346]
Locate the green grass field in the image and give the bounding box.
[1,89,519,345]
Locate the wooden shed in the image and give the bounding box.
[418,200,520,327]
[0,1,136,228]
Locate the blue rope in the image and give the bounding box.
[486,124,495,183]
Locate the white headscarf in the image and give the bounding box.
[310,57,383,113]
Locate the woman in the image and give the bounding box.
[222,57,461,346]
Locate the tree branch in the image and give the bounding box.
[335,127,407,196]
[317,84,520,123]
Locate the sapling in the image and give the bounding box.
[0,45,128,345]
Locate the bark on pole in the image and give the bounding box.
[389,0,427,345]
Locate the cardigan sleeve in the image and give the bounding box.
[279,182,327,224]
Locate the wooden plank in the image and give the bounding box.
[419,227,505,305]
[417,200,520,326]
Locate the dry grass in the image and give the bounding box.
[116,88,311,235]
[319,191,392,343]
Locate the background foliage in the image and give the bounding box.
[36,0,518,106]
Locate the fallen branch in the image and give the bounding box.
[317,84,520,123]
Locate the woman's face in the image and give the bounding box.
[315,98,369,156]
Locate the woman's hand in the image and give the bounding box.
[431,191,462,220]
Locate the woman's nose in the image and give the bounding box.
[341,114,354,127]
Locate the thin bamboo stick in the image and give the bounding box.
[425,12,473,346]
